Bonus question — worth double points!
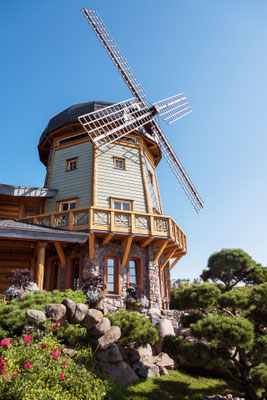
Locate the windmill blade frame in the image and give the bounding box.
[152,93,192,125]
[81,8,149,107]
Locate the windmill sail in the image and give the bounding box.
[81,9,149,107]
[152,93,192,125]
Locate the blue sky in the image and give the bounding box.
[1,1,266,280]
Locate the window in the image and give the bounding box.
[105,257,119,294]
[72,258,80,290]
[148,171,153,184]
[66,158,78,171]
[114,157,125,170]
[111,198,132,211]
[119,137,137,144]
[58,199,78,211]
[127,258,142,289]
[58,132,88,146]
[52,260,59,290]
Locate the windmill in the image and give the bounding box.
[78,9,204,213]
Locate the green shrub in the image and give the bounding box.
[53,322,89,347]
[106,310,158,347]
[181,311,204,328]
[0,335,106,400]
[0,290,87,339]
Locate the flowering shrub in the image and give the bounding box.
[81,272,106,305]
[0,335,106,400]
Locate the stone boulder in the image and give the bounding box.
[154,318,175,354]
[120,346,140,364]
[81,309,103,329]
[147,308,161,319]
[132,357,160,378]
[25,309,46,325]
[69,303,88,324]
[99,361,139,385]
[62,298,76,321]
[89,317,111,338]
[45,304,67,324]
[136,344,153,359]
[96,344,123,363]
[154,352,176,369]
[91,326,121,351]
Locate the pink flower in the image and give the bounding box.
[0,358,5,365]
[14,371,18,377]
[73,377,76,381]
[41,344,47,349]
[23,335,31,344]
[62,360,66,366]
[50,348,60,361]
[0,338,11,347]
[59,374,65,381]
[55,322,60,327]
[23,361,32,369]
[0,360,6,375]
[50,327,54,332]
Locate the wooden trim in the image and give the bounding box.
[110,198,134,211]
[54,242,66,267]
[36,241,47,290]
[113,157,126,170]
[102,233,115,245]
[56,198,79,212]
[155,171,163,214]
[104,255,120,295]
[139,237,154,248]
[139,147,151,213]
[92,144,98,207]
[121,236,133,267]
[160,249,177,271]
[154,240,168,263]
[66,157,78,171]
[47,148,55,188]
[88,233,95,260]
[53,136,91,151]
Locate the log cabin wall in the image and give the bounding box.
[0,194,45,220]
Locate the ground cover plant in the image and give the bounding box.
[107,310,158,347]
[0,289,87,339]
[0,332,106,400]
[168,250,267,400]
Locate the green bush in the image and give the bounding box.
[0,335,106,400]
[0,290,87,339]
[53,322,89,347]
[181,311,204,328]
[106,310,158,347]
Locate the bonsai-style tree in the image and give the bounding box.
[168,281,267,399]
[201,249,266,291]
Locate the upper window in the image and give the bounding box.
[111,198,132,211]
[127,258,142,289]
[58,132,88,146]
[58,199,77,211]
[114,157,125,170]
[119,137,137,144]
[66,158,78,171]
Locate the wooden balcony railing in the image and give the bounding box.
[21,206,187,252]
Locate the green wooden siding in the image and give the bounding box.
[45,141,93,213]
[97,144,147,212]
[143,155,161,213]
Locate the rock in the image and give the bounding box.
[62,298,76,321]
[92,326,121,351]
[25,309,46,324]
[89,317,111,338]
[96,344,123,363]
[120,346,140,364]
[45,304,67,324]
[154,352,175,369]
[62,347,76,357]
[136,344,153,359]
[132,357,160,378]
[150,316,161,327]
[148,308,161,319]
[22,324,42,339]
[99,361,139,385]
[69,303,88,324]
[81,309,103,329]
[159,366,169,375]
[154,318,175,354]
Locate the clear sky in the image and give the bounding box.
[1,1,266,280]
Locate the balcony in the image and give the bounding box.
[21,206,187,269]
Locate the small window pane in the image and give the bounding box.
[123,202,130,211]
[107,258,114,267]
[114,201,121,210]
[108,283,114,292]
[108,267,114,274]
[61,203,68,211]
[108,275,114,283]
[69,202,76,210]
[129,260,136,268]
[130,276,136,284]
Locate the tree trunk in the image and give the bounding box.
[238,350,259,400]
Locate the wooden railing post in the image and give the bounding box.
[130,213,135,234]
[150,216,154,236]
[89,208,94,230]
[168,217,173,238]
[69,211,74,230]
[110,211,115,232]
[51,215,55,227]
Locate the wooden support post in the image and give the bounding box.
[154,240,168,263]
[160,249,177,272]
[130,213,135,234]
[110,211,115,232]
[69,211,74,230]
[168,218,173,238]
[150,216,154,236]
[89,208,94,230]
[89,233,95,260]
[139,237,154,248]
[121,236,133,267]
[50,214,55,227]
[102,233,115,245]
[36,241,47,290]
[169,253,184,271]
[54,242,66,267]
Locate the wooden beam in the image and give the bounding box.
[160,248,177,272]
[122,236,133,267]
[139,237,154,248]
[152,239,167,248]
[91,144,98,207]
[36,241,47,290]
[89,233,95,260]
[154,240,168,263]
[139,148,151,213]
[102,233,115,245]
[54,242,66,267]
[169,254,184,271]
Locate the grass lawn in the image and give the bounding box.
[107,369,243,400]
